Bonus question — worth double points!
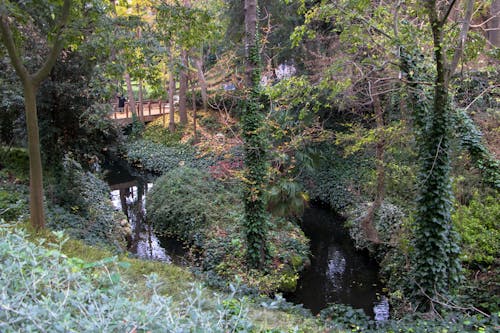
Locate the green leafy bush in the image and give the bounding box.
[300,144,371,211]
[147,167,310,294]
[319,303,371,332]
[47,156,128,250]
[452,194,500,266]
[125,139,215,174]
[148,167,240,243]
[143,124,185,146]
[0,223,255,332]
[0,180,29,222]
[0,146,29,180]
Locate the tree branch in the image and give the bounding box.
[0,15,29,83]
[449,0,475,77]
[441,0,459,24]
[32,0,72,86]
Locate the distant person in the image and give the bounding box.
[118,95,126,113]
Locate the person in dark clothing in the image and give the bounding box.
[118,95,126,113]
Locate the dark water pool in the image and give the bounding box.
[287,206,389,320]
[104,160,187,265]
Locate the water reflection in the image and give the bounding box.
[288,206,389,319]
[110,182,172,262]
[326,248,347,289]
[105,161,186,265]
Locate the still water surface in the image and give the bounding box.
[105,160,186,265]
[288,206,389,320]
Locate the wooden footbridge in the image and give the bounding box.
[110,100,170,126]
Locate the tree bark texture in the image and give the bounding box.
[489,0,500,46]
[195,56,208,112]
[179,49,189,124]
[24,82,46,230]
[138,79,144,122]
[244,0,257,88]
[168,45,176,132]
[125,72,137,116]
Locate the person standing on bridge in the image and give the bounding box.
[117,94,126,113]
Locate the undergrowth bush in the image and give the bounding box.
[148,167,240,243]
[452,193,500,266]
[46,156,128,250]
[147,167,310,294]
[0,176,29,222]
[301,146,370,211]
[143,124,185,146]
[125,139,215,174]
[0,223,256,332]
[0,146,29,180]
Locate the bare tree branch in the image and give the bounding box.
[449,0,475,76]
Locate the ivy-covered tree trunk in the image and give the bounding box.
[408,0,473,307]
[243,0,268,269]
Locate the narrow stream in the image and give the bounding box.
[104,160,388,320]
[288,205,389,320]
[104,160,186,265]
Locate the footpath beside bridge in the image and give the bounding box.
[110,100,170,126]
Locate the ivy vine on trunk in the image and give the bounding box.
[401,0,476,309]
[242,0,268,269]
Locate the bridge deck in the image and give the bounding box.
[110,100,170,125]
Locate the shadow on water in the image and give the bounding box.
[104,160,187,265]
[287,205,389,320]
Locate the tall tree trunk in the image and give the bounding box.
[168,45,176,132]
[489,0,500,47]
[243,0,268,269]
[360,90,384,243]
[410,0,472,307]
[244,0,257,87]
[195,56,208,112]
[24,82,46,230]
[191,76,198,143]
[138,79,144,122]
[178,49,188,124]
[125,71,137,116]
[136,17,144,123]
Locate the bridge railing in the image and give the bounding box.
[110,100,170,120]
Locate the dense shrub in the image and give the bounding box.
[125,139,215,174]
[0,146,29,180]
[345,202,406,254]
[46,156,129,250]
[0,224,255,332]
[147,167,310,294]
[452,194,500,266]
[148,167,240,243]
[301,146,370,211]
[143,124,185,146]
[0,178,29,222]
